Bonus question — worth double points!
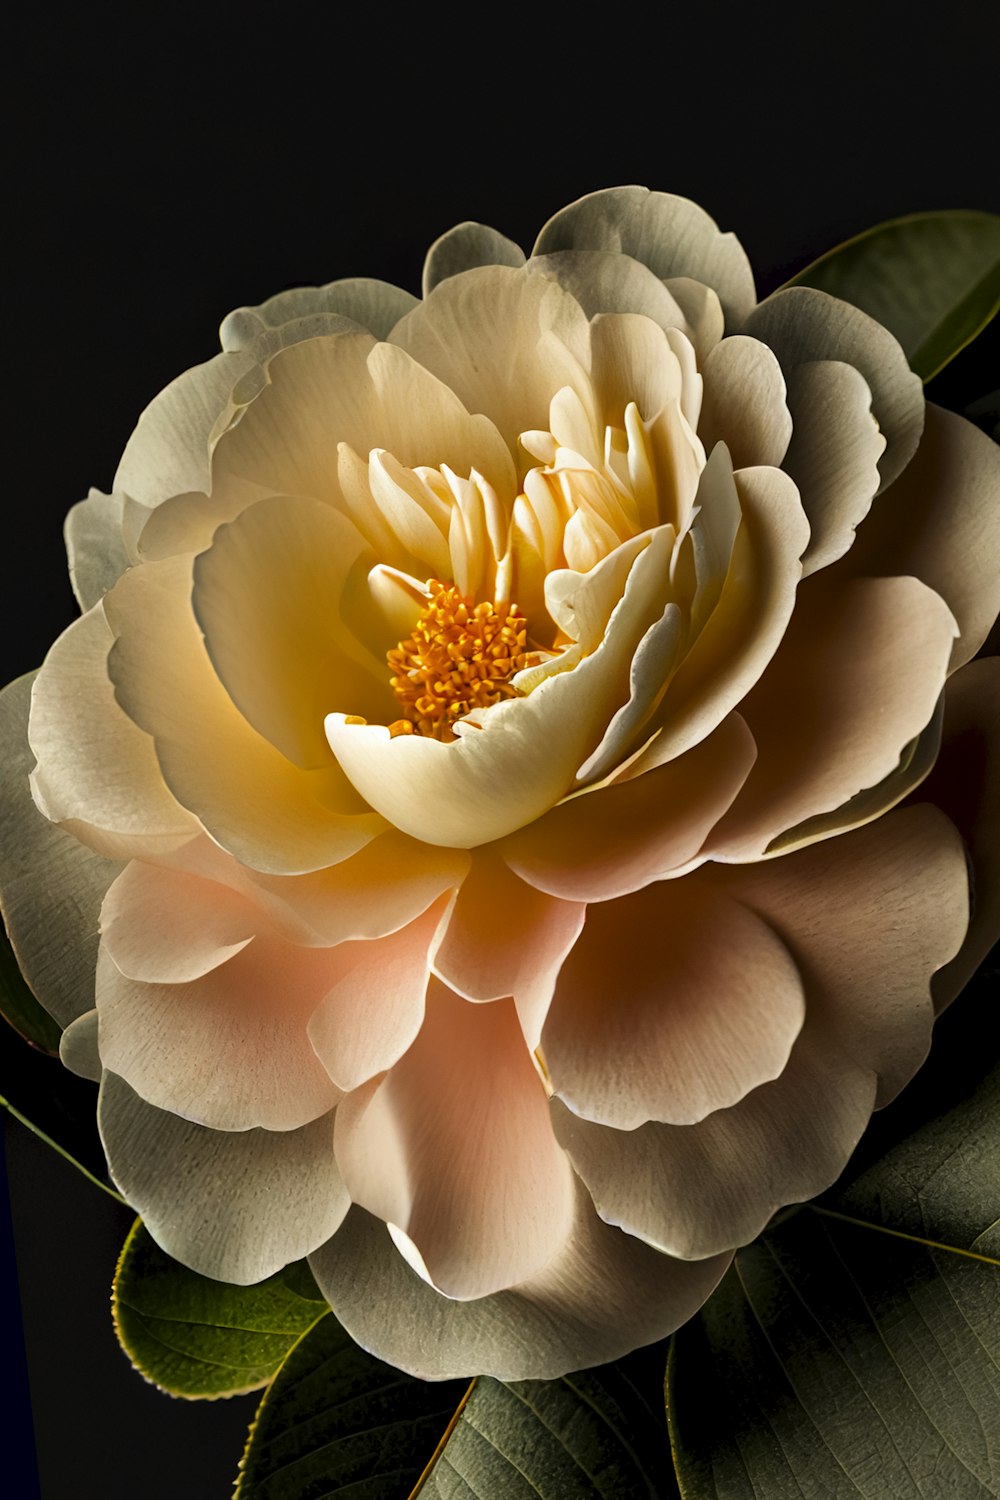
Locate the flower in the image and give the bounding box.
[1,187,998,1380]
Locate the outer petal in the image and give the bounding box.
[743,285,924,493]
[532,186,756,330]
[0,674,120,1028]
[64,489,130,609]
[333,982,575,1301]
[422,222,525,294]
[847,403,1000,670]
[220,277,419,348]
[527,250,694,337]
[99,1073,349,1284]
[310,1189,730,1380]
[698,336,792,470]
[543,879,805,1129]
[101,861,255,984]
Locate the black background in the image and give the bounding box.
[2,3,999,1496]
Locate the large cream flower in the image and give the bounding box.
[2,187,998,1379]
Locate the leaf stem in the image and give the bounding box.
[810,1205,999,1266]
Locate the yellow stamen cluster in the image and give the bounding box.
[387,580,529,741]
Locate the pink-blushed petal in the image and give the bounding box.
[334,981,575,1302]
[389,264,592,459]
[28,605,198,860]
[99,1073,348,1284]
[431,848,585,1047]
[104,555,385,875]
[527,250,694,336]
[95,935,344,1133]
[847,403,1000,671]
[221,277,419,348]
[533,186,756,331]
[423,222,526,294]
[543,878,805,1130]
[502,711,756,902]
[309,1187,730,1380]
[707,575,958,862]
[64,489,130,610]
[192,495,393,769]
[698,336,792,470]
[743,285,924,493]
[0,674,121,1029]
[100,861,256,984]
[306,898,448,1092]
[922,658,1000,1010]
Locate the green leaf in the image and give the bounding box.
[0,914,61,1053]
[112,1219,329,1399]
[234,1311,469,1498]
[786,210,1000,380]
[667,1048,1000,1498]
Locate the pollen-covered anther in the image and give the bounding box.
[387,580,529,741]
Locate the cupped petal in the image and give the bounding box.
[698,336,792,469]
[423,222,526,294]
[29,605,198,860]
[502,711,756,902]
[95,933,344,1133]
[528,250,694,336]
[743,285,924,494]
[59,1009,101,1081]
[0,674,120,1028]
[221,277,419,348]
[101,861,256,984]
[708,575,958,862]
[334,981,575,1302]
[105,555,384,875]
[64,490,130,609]
[847,403,1000,670]
[99,1073,348,1284]
[310,1187,730,1380]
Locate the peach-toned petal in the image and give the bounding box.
[100,862,256,984]
[533,186,756,330]
[543,879,805,1130]
[502,712,756,902]
[698,336,792,469]
[309,1188,730,1380]
[333,982,575,1301]
[64,489,129,610]
[99,1074,348,1284]
[423,221,525,294]
[221,277,418,348]
[708,575,958,862]
[104,555,385,874]
[95,936,344,1133]
[431,848,585,1047]
[28,605,198,860]
[847,403,1000,670]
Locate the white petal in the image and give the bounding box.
[423,222,525,294]
[64,490,130,610]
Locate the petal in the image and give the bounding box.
[0,673,120,1028]
[708,575,958,861]
[847,403,1000,670]
[501,711,757,902]
[28,605,198,859]
[100,861,256,984]
[221,277,419,347]
[105,555,384,875]
[423,221,525,294]
[533,186,756,330]
[64,489,130,609]
[333,982,576,1301]
[527,249,693,334]
[310,1189,729,1380]
[99,1073,348,1284]
[543,878,805,1129]
[59,1009,101,1081]
[698,335,792,469]
[743,285,924,493]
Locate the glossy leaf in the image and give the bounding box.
[113,1219,329,1399]
[0,917,61,1053]
[787,210,1000,379]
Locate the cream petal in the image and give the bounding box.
[662,277,726,363]
[743,285,924,493]
[334,982,576,1301]
[431,848,585,1047]
[389,264,592,458]
[306,898,448,1092]
[698,336,792,469]
[59,1009,102,1082]
[527,249,693,334]
[95,935,343,1133]
[708,575,958,862]
[533,186,756,330]
[104,555,384,875]
[847,403,1000,671]
[502,711,756,903]
[0,675,120,1028]
[423,222,526,294]
[99,1073,348,1284]
[922,658,1000,1010]
[100,861,256,984]
[310,1188,730,1380]
[29,605,198,859]
[64,489,130,610]
[587,312,697,432]
[193,494,392,769]
[543,879,804,1130]
[220,277,418,348]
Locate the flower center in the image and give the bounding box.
[386,580,529,741]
